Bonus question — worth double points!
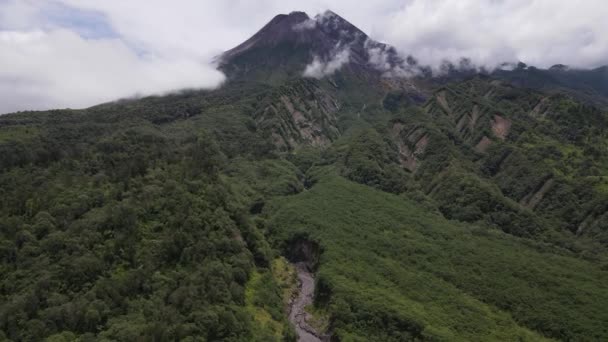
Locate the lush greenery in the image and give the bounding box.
[266,172,608,341]
[1,44,608,341]
[0,90,294,340]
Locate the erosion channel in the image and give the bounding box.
[289,262,323,342]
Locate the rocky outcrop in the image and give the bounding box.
[285,236,322,270]
[491,114,511,140]
[255,80,340,150]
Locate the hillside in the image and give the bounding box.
[1,10,608,342]
[267,172,608,341]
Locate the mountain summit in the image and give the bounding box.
[219,10,412,81]
[218,10,608,107]
[2,7,608,342]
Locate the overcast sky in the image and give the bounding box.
[1,0,607,114]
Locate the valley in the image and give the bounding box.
[1,9,607,342]
[288,263,322,342]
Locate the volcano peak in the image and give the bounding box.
[219,10,412,81]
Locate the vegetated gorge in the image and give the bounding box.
[1,10,608,342]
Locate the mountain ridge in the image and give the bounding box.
[218,10,415,84]
[0,9,608,342]
[217,10,608,111]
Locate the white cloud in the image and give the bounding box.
[303,48,350,78]
[293,18,317,31]
[367,46,391,72]
[0,29,224,113]
[375,0,608,70]
[0,0,607,113]
[365,41,421,78]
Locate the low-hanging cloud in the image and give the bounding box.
[0,0,232,114]
[365,40,422,78]
[1,0,607,113]
[0,29,225,114]
[293,18,317,31]
[63,1,608,73]
[303,47,350,78]
[374,0,608,70]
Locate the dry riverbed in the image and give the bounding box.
[288,262,327,342]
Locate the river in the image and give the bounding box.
[288,262,323,342]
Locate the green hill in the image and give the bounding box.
[1,10,608,342]
[267,172,608,341]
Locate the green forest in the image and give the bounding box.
[1,14,608,338]
[1,70,608,341]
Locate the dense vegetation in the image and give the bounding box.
[266,172,608,341]
[0,91,296,341]
[1,43,608,340]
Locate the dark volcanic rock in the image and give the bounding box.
[222,12,325,60]
[218,10,412,81]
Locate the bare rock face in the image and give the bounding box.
[491,114,512,140]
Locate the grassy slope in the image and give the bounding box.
[266,172,608,341]
[243,257,298,341]
[2,71,607,341]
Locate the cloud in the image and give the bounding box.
[0,28,224,114]
[0,0,607,113]
[293,18,317,31]
[303,47,350,78]
[365,40,422,78]
[374,0,608,70]
[0,0,232,114]
[53,2,608,72]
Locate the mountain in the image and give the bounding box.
[219,11,415,83]
[492,64,608,107]
[1,10,608,342]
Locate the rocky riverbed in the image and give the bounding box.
[288,262,325,342]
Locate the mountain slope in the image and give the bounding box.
[493,64,608,108]
[1,9,608,342]
[416,77,608,245]
[219,11,416,84]
[267,172,608,341]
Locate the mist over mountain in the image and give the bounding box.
[221,10,608,111]
[1,8,608,342]
[218,11,418,81]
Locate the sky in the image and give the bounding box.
[0,0,607,114]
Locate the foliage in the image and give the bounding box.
[1,56,608,342]
[0,105,277,341]
[266,174,608,341]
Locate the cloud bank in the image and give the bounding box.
[0,29,224,113]
[0,0,231,114]
[0,0,606,113]
[375,0,608,71]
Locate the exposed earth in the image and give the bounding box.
[288,263,324,342]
